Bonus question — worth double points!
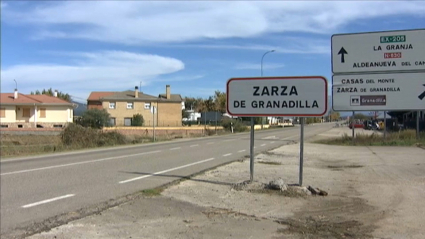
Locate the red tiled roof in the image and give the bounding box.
[87,92,115,101]
[0,93,72,104]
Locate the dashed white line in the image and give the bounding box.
[223,153,232,157]
[190,144,199,147]
[170,147,181,150]
[223,139,235,142]
[238,150,246,153]
[270,141,275,144]
[261,144,266,147]
[119,158,215,184]
[207,142,215,145]
[22,194,75,208]
[1,151,162,176]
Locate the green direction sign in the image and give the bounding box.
[380,35,406,43]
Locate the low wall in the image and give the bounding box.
[103,126,225,137]
[0,128,63,135]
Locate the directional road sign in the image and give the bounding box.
[332,72,425,111]
[332,29,425,74]
[226,76,328,117]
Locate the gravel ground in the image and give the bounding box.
[25,131,425,239]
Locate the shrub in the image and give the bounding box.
[221,118,248,132]
[78,108,111,129]
[61,123,128,148]
[132,113,144,126]
[315,129,425,146]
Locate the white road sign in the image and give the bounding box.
[332,29,425,74]
[332,72,425,111]
[226,76,328,117]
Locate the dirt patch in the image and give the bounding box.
[248,187,308,198]
[275,196,377,239]
[328,165,364,169]
[276,217,371,239]
[257,161,282,165]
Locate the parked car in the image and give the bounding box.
[348,122,364,129]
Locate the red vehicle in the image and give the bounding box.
[348,122,364,129]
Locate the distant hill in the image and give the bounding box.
[72,100,87,116]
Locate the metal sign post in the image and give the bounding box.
[226,76,328,183]
[417,111,420,139]
[151,106,156,142]
[250,117,255,182]
[352,111,355,141]
[299,117,305,186]
[384,111,387,139]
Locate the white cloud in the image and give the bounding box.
[3,1,425,44]
[1,51,184,100]
[234,63,285,70]
[171,42,329,54]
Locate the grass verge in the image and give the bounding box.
[140,188,164,197]
[314,130,425,147]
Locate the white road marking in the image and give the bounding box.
[223,139,235,142]
[119,158,215,184]
[238,150,246,153]
[270,141,275,144]
[207,142,215,145]
[190,144,199,147]
[170,147,181,150]
[22,194,75,208]
[1,151,161,176]
[261,144,266,147]
[223,153,232,157]
[262,136,277,139]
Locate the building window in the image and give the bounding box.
[39,108,46,118]
[109,118,116,126]
[23,108,31,117]
[127,102,133,109]
[109,102,116,109]
[124,118,132,126]
[144,103,151,109]
[0,108,5,118]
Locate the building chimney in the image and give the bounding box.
[166,85,170,100]
[54,90,58,97]
[14,89,18,99]
[135,86,139,98]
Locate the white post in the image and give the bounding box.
[34,104,37,127]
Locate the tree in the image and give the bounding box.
[183,97,198,110]
[368,111,380,119]
[353,113,368,120]
[31,87,72,102]
[182,109,190,119]
[329,111,341,121]
[213,90,226,113]
[78,108,111,129]
[131,113,144,126]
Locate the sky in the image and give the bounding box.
[1,1,425,104]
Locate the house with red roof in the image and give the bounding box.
[0,89,75,128]
[87,85,183,127]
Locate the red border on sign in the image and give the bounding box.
[226,76,328,117]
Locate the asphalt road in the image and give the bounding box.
[0,123,334,237]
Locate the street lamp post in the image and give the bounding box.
[260,50,275,129]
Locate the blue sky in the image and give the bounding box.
[1,1,425,103]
